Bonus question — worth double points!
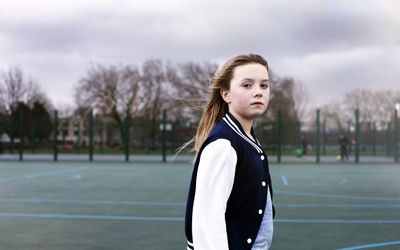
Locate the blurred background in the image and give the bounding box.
[0,0,399,162]
[1,1,400,249]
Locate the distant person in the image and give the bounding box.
[185,54,275,249]
[338,134,348,160]
[301,135,308,157]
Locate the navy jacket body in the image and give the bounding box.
[185,112,275,250]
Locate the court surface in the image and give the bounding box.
[0,160,399,250]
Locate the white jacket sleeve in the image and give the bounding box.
[192,139,237,250]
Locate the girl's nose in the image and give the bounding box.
[254,85,263,97]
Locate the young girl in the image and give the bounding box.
[185,54,275,250]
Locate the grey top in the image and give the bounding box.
[251,187,274,250]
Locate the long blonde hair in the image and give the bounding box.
[189,54,269,153]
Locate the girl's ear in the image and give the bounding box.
[220,89,231,104]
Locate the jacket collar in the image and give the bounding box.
[222,112,263,153]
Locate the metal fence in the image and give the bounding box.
[0,108,399,164]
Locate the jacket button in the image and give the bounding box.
[247,238,252,244]
[258,209,263,214]
[262,181,266,187]
[260,155,265,160]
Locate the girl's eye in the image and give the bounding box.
[243,83,252,88]
[261,84,269,89]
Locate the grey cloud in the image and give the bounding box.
[0,0,399,107]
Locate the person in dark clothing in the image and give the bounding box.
[338,134,348,160]
[301,135,307,157]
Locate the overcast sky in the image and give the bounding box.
[0,0,399,108]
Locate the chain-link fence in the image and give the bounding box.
[0,108,399,163]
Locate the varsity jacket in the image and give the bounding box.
[185,112,275,250]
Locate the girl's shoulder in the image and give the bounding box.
[208,119,236,139]
[202,119,242,151]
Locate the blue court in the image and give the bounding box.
[0,161,399,249]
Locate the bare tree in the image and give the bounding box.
[57,103,74,118]
[75,63,141,142]
[292,81,312,124]
[319,101,344,131]
[0,65,52,112]
[341,89,400,126]
[318,89,400,134]
[372,90,400,125]
[0,66,52,151]
[26,79,53,112]
[167,61,218,122]
[139,59,167,116]
[137,59,172,148]
[0,66,26,111]
[268,73,302,122]
[342,89,374,123]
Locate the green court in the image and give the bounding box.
[0,161,399,250]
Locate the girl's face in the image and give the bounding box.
[221,63,270,122]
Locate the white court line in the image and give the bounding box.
[0,167,88,184]
[276,204,400,209]
[0,198,399,209]
[0,212,399,224]
[275,190,400,201]
[275,219,400,224]
[281,176,289,186]
[0,198,185,206]
[336,241,400,250]
[0,212,183,221]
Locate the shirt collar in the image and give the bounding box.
[222,112,263,154]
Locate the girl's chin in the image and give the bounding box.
[242,111,267,120]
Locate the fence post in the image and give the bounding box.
[316,109,320,163]
[31,120,36,154]
[296,121,301,149]
[76,118,81,154]
[355,109,360,163]
[53,110,58,162]
[386,122,391,156]
[124,108,130,162]
[162,109,167,163]
[277,109,282,163]
[347,120,352,155]
[145,123,150,154]
[10,119,14,154]
[395,108,399,163]
[322,120,326,155]
[372,122,376,156]
[89,110,93,162]
[19,108,24,161]
[100,122,104,155]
